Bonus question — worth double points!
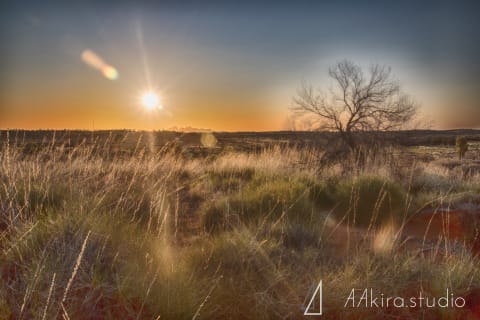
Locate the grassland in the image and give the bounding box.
[1,130,480,319]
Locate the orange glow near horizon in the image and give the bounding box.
[0,95,285,131]
[1,87,477,132]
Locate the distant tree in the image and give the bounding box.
[292,60,418,151]
[456,136,468,160]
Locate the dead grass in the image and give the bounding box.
[1,132,479,319]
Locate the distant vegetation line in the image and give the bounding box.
[1,129,480,150]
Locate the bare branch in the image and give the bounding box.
[291,60,418,149]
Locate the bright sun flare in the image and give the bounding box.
[141,92,160,110]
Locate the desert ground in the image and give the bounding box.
[1,129,480,319]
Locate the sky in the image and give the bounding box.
[1,0,479,131]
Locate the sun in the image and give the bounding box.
[141,92,161,110]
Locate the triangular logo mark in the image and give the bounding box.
[304,280,322,316]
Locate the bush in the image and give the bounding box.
[333,175,407,228]
[201,175,326,233]
[207,167,255,192]
[411,172,460,194]
[456,136,468,160]
[2,182,69,215]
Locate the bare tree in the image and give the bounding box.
[292,60,418,151]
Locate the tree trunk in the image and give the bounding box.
[342,129,356,151]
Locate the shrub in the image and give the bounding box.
[411,171,460,194]
[456,136,468,160]
[1,182,69,215]
[201,175,326,233]
[207,167,255,192]
[333,175,407,228]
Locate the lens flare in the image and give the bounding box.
[81,49,119,80]
[200,132,218,148]
[102,65,119,80]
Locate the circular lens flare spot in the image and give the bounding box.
[142,92,160,110]
[102,65,119,80]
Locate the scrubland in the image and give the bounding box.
[1,131,480,319]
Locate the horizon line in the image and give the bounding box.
[1,128,480,133]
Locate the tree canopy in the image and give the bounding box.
[292,60,417,150]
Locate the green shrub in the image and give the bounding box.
[202,200,230,233]
[411,172,460,194]
[207,167,255,192]
[201,175,326,233]
[272,222,321,250]
[333,175,407,227]
[5,182,69,214]
[456,136,468,160]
